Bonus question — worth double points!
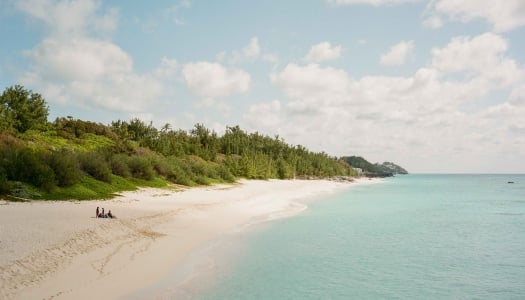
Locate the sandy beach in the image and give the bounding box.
[0,178,373,299]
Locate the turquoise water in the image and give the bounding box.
[199,175,525,299]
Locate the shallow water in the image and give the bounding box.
[196,174,525,299]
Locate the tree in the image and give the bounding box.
[0,85,49,133]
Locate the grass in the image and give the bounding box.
[6,162,233,201]
[21,130,115,152]
[41,175,168,200]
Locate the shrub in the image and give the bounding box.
[194,176,211,185]
[149,156,172,178]
[12,148,56,191]
[127,156,154,180]
[166,158,195,186]
[79,152,112,182]
[216,165,235,182]
[8,181,41,199]
[50,149,82,187]
[0,165,11,194]
[110,154,131,178]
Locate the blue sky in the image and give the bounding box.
[1,0,524,173]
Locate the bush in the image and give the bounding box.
[127,156,154,180]
[0,165,11,194]
[79,152,112,182]
[11,148,56,191]
[8,181,41,199]
[149,156,172,178]
[166,158,195,186]
[216,165,235,182]
[50,149,82,187]
[110,154,131,178]
[194,176,212,185]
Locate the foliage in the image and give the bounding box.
[380,161,408,175]
[7,181,41,200]
[0,85,49,133]
[49,149,82,187]
[0,165,11,194]
[341,156,408,177]
[0,84,372,200]
[126,156,154,180]
[110,154,131,178]
[78,151,112,183]
[41,175,137,200]
[4,147,56,191]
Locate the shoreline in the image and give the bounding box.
[0,178,377,299]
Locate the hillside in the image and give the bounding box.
[341,156,408,177]
[0,86,358,200]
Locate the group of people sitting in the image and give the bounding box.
[96,206,115,219]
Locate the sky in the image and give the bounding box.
[1,0,524,173]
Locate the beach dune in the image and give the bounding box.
[0,179,362,299]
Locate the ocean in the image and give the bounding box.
[190,174,525,299]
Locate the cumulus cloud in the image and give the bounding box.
[263,53,279,64]
[431,33,522,88]
[218,36,262,64]
[244,100,282,129]
[423,15,443,29]
[252,32,525,172]
[304,42,342,63]
[509,85,525,105]
[15,0,166,113]
[426,0,525,32]
[15,0,118,36]
[22,37,163,112]
[271,64,350,113]
[27,38,132,82]
[242,37,260,59]
[154,57,178,79]
[182,62,250,99]
[327,0,420,6]
[380,40,414,66]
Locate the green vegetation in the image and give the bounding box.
[341,156,408,177]
[0,85,359,200]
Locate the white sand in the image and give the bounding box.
[0,178,375,299]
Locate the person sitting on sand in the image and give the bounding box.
[107,210,115,219]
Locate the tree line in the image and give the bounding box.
[0,85,356,199]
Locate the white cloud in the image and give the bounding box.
[431,33,522,88]
[154,57,178,79]
[327,0,420,6]
[22,37,163,112]
[428,0,525,32]
[242,37,260,59]
[27,37,132,81]
[271,64,350,112]
[180,0,191,8]
[94,7,119,32]
[263,53,279,64]
[15,0,118,36]
[165,0,192,26]
[423,15,443,29]
[258,32,525,172]
[219,36,262,64]
[16,0,165,113]
[509,85,525,105]
[304,42,342,63]
[380,40,414,66]
[244,100,282,129]
[182,62,250,99]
